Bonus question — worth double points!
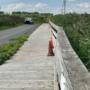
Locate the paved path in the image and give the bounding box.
[0,24,39,46]
[0,24,54,90]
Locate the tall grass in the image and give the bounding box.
[51,13,90,72]
[0,15,24,26]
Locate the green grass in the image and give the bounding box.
[51,13,90,72]
[0,35,29,65]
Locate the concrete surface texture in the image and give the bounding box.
[57,26,90,90]
[0,24,54,90]
[0,24,40,46]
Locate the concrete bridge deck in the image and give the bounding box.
[0,24,54,90]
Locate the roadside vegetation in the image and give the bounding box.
[0,36,28,65]
[12,12,53,24]
[0,14,24,30]
[0,11,53,31]
[51,13,90,72]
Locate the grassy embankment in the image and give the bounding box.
[0,35,29,65]
[51,13,90,72]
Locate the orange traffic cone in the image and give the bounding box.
[47,41,54,56]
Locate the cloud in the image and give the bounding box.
[67,0,76,2]
[7,3,27,10]
[53,7,61,15]
[77,3,90,8]
[35,3,48,9]
[34,3,50,12]
[6,3,50,13]
[68,3,90,13]
[6,2,90,14]
[67,0,83,2]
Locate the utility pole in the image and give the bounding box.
[61,0,66,15]
[63,0,66,14]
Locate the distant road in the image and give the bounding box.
[0,24,40,46]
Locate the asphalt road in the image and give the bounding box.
[0,24,40,46]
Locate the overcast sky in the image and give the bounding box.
[0,0,90,14]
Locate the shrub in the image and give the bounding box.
[51,13,90,72]
[0,15,24,29]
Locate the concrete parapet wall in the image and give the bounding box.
[49,21,90,90]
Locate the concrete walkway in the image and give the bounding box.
[0,24,54,90]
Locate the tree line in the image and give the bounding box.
[0,11,53,17]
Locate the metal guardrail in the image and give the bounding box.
[49,21,90,90]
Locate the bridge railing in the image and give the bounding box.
[49,21,90,90]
